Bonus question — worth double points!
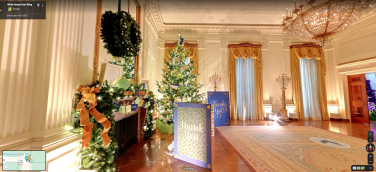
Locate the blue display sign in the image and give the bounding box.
[113,102,121,112]
[207,91,230,126]
[131,104,138,111]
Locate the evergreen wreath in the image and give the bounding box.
[101,10,142,57]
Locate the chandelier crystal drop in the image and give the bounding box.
[281,0,374,47]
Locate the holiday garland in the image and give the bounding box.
[101,10,142,58]
[70,81,120,172]
[123,83,156,140]
[70,81,155,172]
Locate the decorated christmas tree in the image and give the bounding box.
[156,34,204,123]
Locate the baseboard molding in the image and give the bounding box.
[0,127,79,156]
[330,118,343,121]
[264,117,273,121]
[342,119,351,122]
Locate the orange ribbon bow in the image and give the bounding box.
[76,85,111,148]
[124,91,134,96]
[138,90,146,96]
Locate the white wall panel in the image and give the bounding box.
[46,0,86,130]
[268,43,284,112]
[0,0,96,147]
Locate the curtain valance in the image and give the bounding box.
[165,42,197,59]
[229,43,261,59]
[290,44,326,75]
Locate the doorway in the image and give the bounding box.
[365,73,376,121]
[348,74,370,124]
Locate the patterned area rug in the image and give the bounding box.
[216,126,367,172]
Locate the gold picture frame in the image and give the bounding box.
[140,79,149,90]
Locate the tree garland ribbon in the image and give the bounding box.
[124,91,134,96]
[76,85,111,148]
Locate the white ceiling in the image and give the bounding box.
[157,0,295,26]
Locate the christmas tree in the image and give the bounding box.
[156,34,204,123]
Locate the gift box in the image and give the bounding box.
[160,122,167,133]
[156,119,161,129]
[167,123,174,134]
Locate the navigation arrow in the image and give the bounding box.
[320,140,341,146]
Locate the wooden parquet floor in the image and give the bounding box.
[115,120,376,172]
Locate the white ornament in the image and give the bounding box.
[122,42,124,44]
[185,57,190,65]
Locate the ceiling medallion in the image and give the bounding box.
[282,0,374,47]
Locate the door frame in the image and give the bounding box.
[347,74,370,124]
[336,57,376,122]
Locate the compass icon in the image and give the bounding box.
[366,144,375,152]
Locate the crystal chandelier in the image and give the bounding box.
[282,0,374,46]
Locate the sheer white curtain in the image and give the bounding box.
[236,58,256,120]
[299,58,321,120]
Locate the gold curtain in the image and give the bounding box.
[164,43,198,84]
[228,43,263,120]
[290,44,329,120]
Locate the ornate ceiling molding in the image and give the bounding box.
[146,0,287,35]
[332,9,376,41]
[146,1,376,39]
[323,42,334,50]
[220,39,229,49]
[146,0,165,32]
[198,39,206,48]
[260,40,269,49]
[282,40,292,49]
[157,38,165,48]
